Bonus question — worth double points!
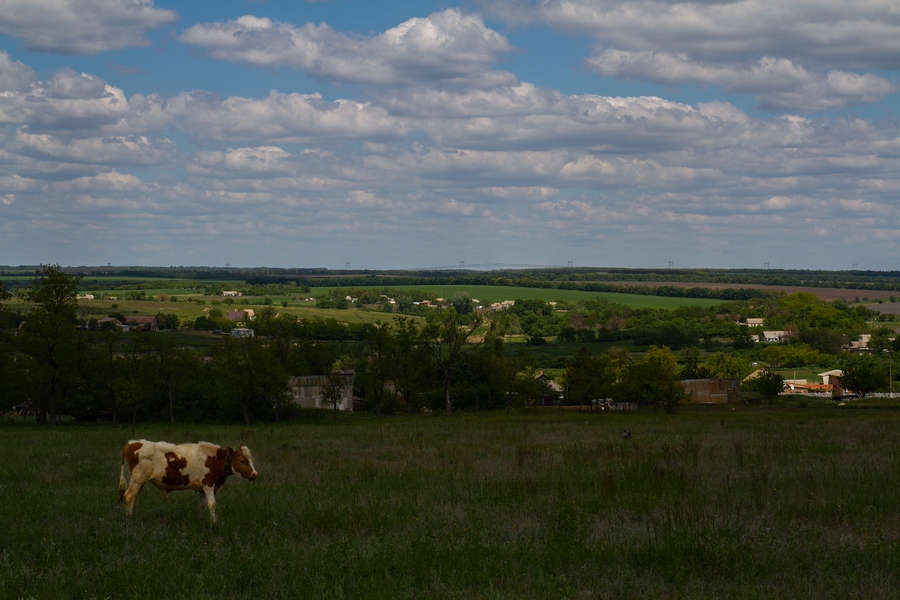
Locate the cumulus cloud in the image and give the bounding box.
[0,0,177,55]
[14,131,176,166]
[480,0,900,112]
[0,43,898,268]
[178,9,512,85]
[167,91,404,144]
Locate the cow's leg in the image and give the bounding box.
[202,486,217,523]
[123,463,152,516]
[123,480,145,516]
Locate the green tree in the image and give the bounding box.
[612,346,687,413]
[565,347,613,410]
[705,352,754,379]
[363,322,394,417]
[840,353,889,398]
[743,369,785,398]
[17,265,82,424]
[423,308,483,415]
[678,347,712,379]
[390,317,432,413]
[450,291,475,315]
[149,335,195,423]
[320,368,348,420]
[212,337,289,424]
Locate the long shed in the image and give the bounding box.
[679,378,741,404]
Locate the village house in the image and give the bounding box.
[762,330,790,342]
[227,309,255,322]
[125,316,158,332]
[535,371,564,406]
[491,300,516,311]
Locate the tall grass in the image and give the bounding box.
[2,409,899,598]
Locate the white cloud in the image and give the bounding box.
[481,0,900,112]
[0,0,177,55]
[14,131,176,166]
[167,91,404,144]
[49,170,145,193]
[179,9,512,85]
[0,46,898,269]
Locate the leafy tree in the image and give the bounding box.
[497,346,534,415]
[678,347,712,379]
[156,312,180,330]
[743,369,785,398]
[320,369,348,420]
[148,335,195,422]
[450,291,475,315]
[612,346,687,413]
[253,311,300,415]
[17,265,82,424]
[840,353,889,398]
[212,337,289,424]
[390,317,432,413]
[363,322,394,416]
[423,308,483,415]
[759,343,822,368]
[705,352,754,379]
[565,347,613,410]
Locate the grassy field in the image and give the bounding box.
[3,408,900,599]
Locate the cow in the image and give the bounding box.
[118,439,258,523]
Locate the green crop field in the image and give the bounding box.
[3,408,900,599]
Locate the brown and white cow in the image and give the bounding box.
[118,439,258,522]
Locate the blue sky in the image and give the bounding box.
[0,0,898,270]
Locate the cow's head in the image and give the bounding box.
[228,445,258,480]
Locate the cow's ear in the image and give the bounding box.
[226,447,236,457]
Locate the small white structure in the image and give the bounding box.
[762,330,790,342]
[222,291,241,297]
[231,328,254,338]
[818,369,843,386]
[77,294,95,300]
[848,334,871,351]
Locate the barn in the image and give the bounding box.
[679,378,741,404]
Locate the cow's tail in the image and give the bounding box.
[118,447,128,503]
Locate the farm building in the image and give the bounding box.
[288,370,355,411]
[535,371,564,406]
[679,378,741,404]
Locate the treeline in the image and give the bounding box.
[6,265,900,296]
[3,267,897,426]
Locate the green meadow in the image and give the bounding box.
[3,408,900,599]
